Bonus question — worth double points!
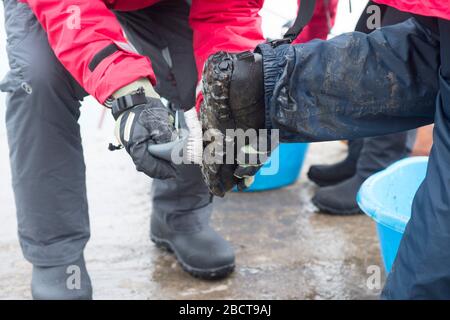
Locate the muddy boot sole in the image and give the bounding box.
[201,52,239,197]
[202,52,236,132]
[151,234,235,280]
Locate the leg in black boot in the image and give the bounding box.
[313,132,410,215]
[151,165,235,280]
[307,139,364,187]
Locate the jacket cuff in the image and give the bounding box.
[255,43,290,130]
[88,52,157,104]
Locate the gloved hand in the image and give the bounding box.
[111,79,176,179]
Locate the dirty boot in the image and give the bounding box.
[151,209,235,280]
[312,174,365,215]
[202,51,265,133]
[307,140,364,187]
[201,51,265,196]
[31,255,92,300]
[151,165,235,280]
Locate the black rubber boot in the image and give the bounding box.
[201,51,265,197]
[151,209,235,280]
[312,174,365,215]
[151,164,235,280]
[307,139,364,187]
[31,254,92,300]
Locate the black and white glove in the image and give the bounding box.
[111,83,176,179]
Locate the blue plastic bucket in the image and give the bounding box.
[357,157,428,273]
[235,143,309,192]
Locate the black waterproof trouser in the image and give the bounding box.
[257,15,450,298]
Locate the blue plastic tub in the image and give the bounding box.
[235,143,309,192]
[357,157,428,273]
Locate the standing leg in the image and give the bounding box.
[307,139,363,187]
[382,19,450,299]
[115,0,235,279]
[312,132,410,215]
[1,0,91,299]
[357,133,410,180]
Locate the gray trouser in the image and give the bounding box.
[0,0,211,266]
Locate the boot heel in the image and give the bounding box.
[151,235,174,253]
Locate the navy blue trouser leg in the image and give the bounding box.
[382,20,450,299]
[257,17,440,142]
[257,13,450,298]
[354,4,414,179]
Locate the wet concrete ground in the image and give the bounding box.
[0,99,385,299]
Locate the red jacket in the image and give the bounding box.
[20,0,336,104]
[294,0,337,44]
[374,0,450,21]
